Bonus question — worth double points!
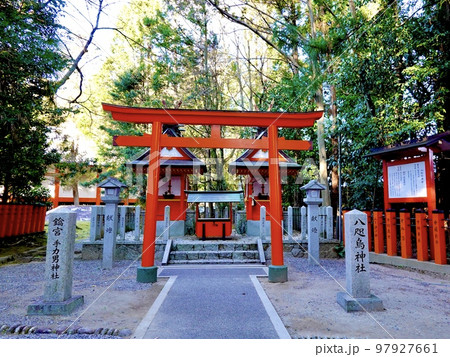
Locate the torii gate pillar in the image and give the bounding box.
[268,125,287,282]
[136,121,162,283]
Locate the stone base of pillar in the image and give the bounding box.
[27,295,84,316]
[336,292,384,312]
[137,266,158,283]
[268,265,288,283]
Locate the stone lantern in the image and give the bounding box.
[301,180,326,265]
[98,177,127,269]
[99,177,127,203]
[301,179,325,205]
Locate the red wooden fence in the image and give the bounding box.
[0,204,47,239]
[356,210,449,265]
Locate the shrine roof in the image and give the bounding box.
[366,131,450,160]
[186,191,244,203]
[127,127,206,170]
[229,130,301,174]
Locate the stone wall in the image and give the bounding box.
[81,241,166,261]
[81,240,340,262]
[260,239,340,260]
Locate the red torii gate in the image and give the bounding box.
[102,103,323,283]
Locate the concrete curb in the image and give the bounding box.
[132,276,177,339]
[250,275,291,339]
[369,253,450,274]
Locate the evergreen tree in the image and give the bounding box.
[0,0,67,203]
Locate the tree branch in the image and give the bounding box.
[206,0,299,69]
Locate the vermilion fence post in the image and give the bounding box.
[415,210,429,261]
[0,205,6,238]
[6,205,17,237]
[13,205,23,236]
[386,209,397,256]
[32,205,40,233]
[432,210,448,265]
[399,209,412,259]
[39,206,47,232]
[25,205,33,234]
[21,205,27,235]
[373,210,385,254]
[364,211,373,251]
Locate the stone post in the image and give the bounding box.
[96,206,104,240]
[259,206,266,240]
[301,180,326,265]
[163,205,170,241]
[134,205,141,241]
[300,206,307,239]
[103,201,118,269]
[326,206,333,240]
[118,206,127,241]
[89,206,99,243]
[337,209,384,312]
[98,177,127,269]
[27,207,84,315]
[287,206,293,240]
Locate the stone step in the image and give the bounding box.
[167,259,262,265]
[169,250,260,261]
[171,243,258,252]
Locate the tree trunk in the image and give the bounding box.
[72,184,80,206]
[307,0,331,206]
[330,84,339,213]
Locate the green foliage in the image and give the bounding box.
[0,0,67,203]
[14,185,52,206]
[330,0,450,208]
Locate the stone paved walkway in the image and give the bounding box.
[133,265,290,339]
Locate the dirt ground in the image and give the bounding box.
[1,256,449,339]
[260,256,450,339]
[0,260,166,336]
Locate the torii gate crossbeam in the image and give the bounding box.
[102,103,323,283]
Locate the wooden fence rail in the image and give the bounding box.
[345,209,449,265]
[0,204,47,239]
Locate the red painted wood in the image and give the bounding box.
[268,125,284,267]
[0,205,6,238]
[373,210,385,254]
[399,210,412,258]
[142,121,162,268]
[39,206,47,232]
[14,205,25,236]
[415,211,429,261]
[432,211,447,265]
[113,133,313,151]
[364,211,373,251]
[385,210,398,256]
[195,220,232,238]
[7,205,18,238]
[103,103,323,128]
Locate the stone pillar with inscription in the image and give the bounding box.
[27,207,84,315]
[134,205,141,241]
[287,206,293,240]
[337,209,384,312]
[300,206,307,239]
[301,180,326,265]
[259,206,266,240]
[163,205,170,241]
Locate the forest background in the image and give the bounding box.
[0,0,449,215]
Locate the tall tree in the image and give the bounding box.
[0,0,67,203]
